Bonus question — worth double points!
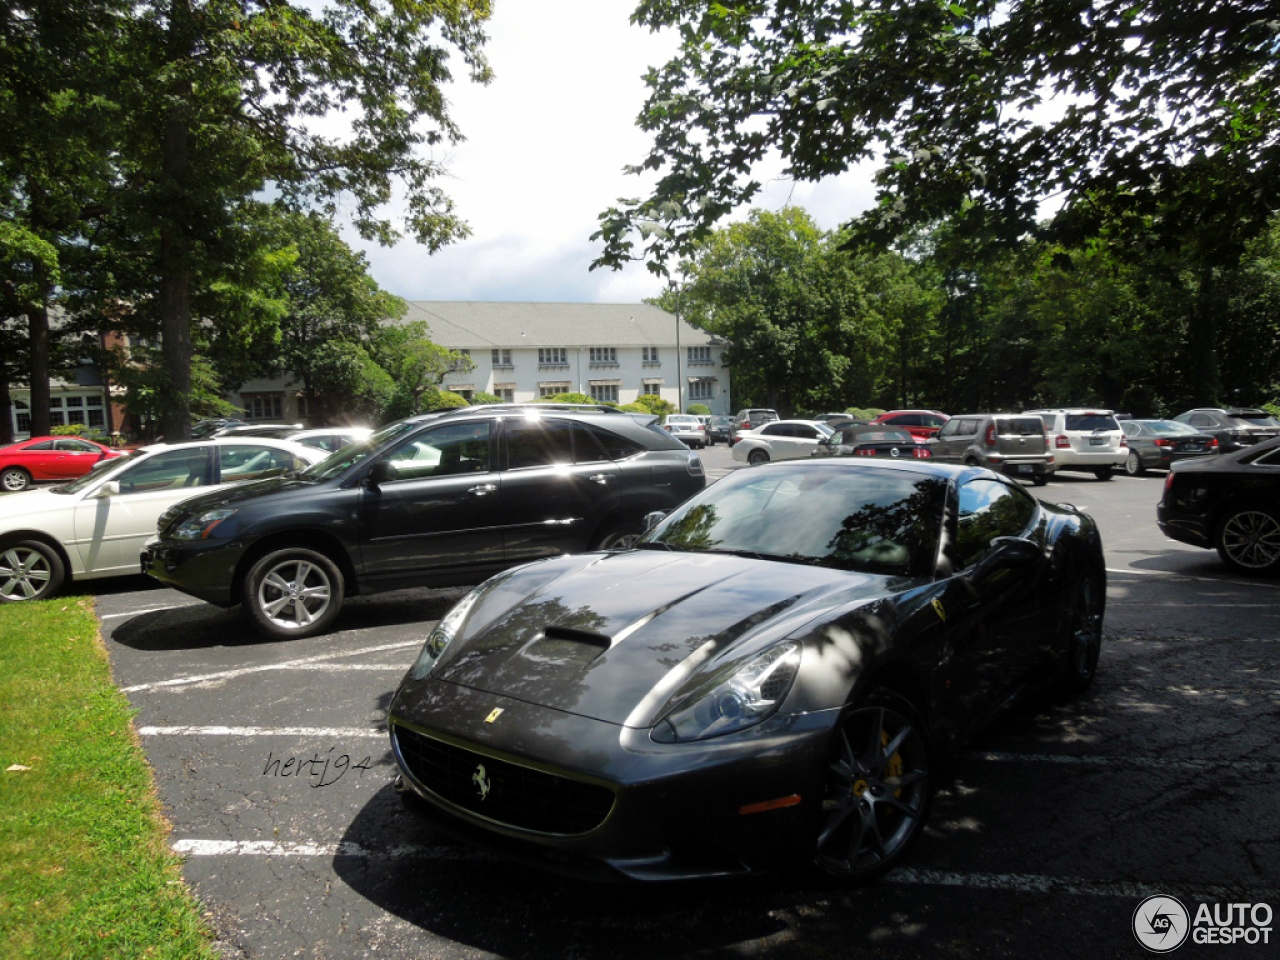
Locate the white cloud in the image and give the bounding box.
[355,1,879,304]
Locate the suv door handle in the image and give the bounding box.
[468,483,497,497]
[589,474,610,485]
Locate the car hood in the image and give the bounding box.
[161,474,316,517]
[429,549,895,727]
[0,485,73,524]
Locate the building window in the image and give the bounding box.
[643,346,660,365]
[589,347,617,365]
[538,348,568,366]
[688,379,714,401]
[14,399,30,433]
[590,384,619,404]
[247,395,283,420]
[687,346,712,364]
[538,381,572,398]
[495,386,514,402]
[454,388,474,402]
[449,349,471,372]
[642,380,663,397]
[491,348,513,367]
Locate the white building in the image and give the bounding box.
[397,301,731,415]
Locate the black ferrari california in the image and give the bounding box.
[389,459,1105,882]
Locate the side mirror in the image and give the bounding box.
[96,481,120,499]
[643,510,667,532]
[366,460,398,487]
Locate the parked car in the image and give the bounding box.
[1,436,125,492]
[389,458,1105,882]
[729,408,780,444]
[141,405,707,639]
[1172,408,1280,453]
[705,415,734,445]
[870,410,950,441]
[0,438,324,603]
[660,414,707,449]
[929,413,1055,485]
[191,417,246,438]
[1023,409,1128,480]
[1119,420,1218,475]
[732,420,834,464]
[282,427,373,453]
[812,423,933,460]
[1157,436,1280,574]
[211,422,305,439]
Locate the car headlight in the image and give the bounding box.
[409,586,485,681]
[653,641,802,743]
[171,508,238,540]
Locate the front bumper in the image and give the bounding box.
[389,677,838,881]
[141,536,245,606]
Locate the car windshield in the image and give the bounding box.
[1142,420,1200,436]
[299,419,424,481]
[1064,413,1119,431]
[54,452,137,494]
[643,464,945,576]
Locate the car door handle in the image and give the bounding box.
[589,474,610,485]
[468,484,497,497]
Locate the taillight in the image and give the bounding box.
[1056,435,1070,448]
[1208,437,1219,449]
[1154,438,1171,447]
[855,448,876,456]
[1163,471,1175,494]
[985,424,996,446]
[914,446,932,459]
[1119,437,1127,448]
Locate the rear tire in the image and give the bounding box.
[0,539,65,602]
[1094,466,1113,480]
[592,519,644,551]
[1215,505,1280,575]
[1124,452,1144,477]
[1,467,32,492]
[748,449,769,465]
[1057,565,1105,694]
[242,547,344,639]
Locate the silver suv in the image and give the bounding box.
[1025,408,1128,480]
[930,413,1054,485]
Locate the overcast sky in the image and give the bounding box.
[352,1,879,306]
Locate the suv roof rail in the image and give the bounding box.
[450,402,627,415]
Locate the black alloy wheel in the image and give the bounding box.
[242,547,344,639]
[1215,505,1280,575]
[814,689,932,882]
[0,539,65,602]
[1058,565,1105,694]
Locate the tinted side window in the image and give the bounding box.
[505,419,573,469]
[579,424,643,461]
[218,444,300,483]
[957,419,980,437]
[1065,414,1120,431]
[953,479,1036,569]
[997,418,1043,437]
[1189,413,1214,427]
[26,440,55,451]
[116,448,211,493]
[384,422,492,481]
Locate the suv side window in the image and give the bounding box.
[1189,413,1215,428]
[572,422,645,462]
[385,422,492,481]
[504,419,574,469]
[953,478,1036,569]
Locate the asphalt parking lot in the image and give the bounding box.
[94,449,1280,959]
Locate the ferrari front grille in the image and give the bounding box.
[393,724,615,836]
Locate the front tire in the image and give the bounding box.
[813,689,932,882]
[242,547,344,639]
[0,539,66,602]
[1124,452,1144,477]
[1,467,32,492]
[1215,505,1280,575]
[748,448,769,465]
[592,519,644,551]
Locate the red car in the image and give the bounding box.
[0,436,124,492]
[871,409,950,441]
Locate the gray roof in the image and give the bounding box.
[398,302,715,349]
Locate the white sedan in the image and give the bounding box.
[0,438,325,602]
[732,420,835,464]
[660,414,708,449]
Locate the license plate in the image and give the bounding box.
[1089,437,1107,446]
[1016,464,1033,474]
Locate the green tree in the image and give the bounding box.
[676,208,887,415]
[371,320,470,420]
[107,0,491,440]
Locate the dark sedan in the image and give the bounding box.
[1157,436,1280,574]
[1119,419,1218,475]
[142,405,706,639]
[389,459,1105,883]
[811,423,932,460]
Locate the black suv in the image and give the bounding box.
[142,405,706,638]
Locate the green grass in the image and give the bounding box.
[0,598,218,960]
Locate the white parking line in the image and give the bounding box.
[99,602,206,620]
[120,640,420,693]
[166,841,1280,900]
[139,726,386,738]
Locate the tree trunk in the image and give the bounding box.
[28,299,51,437]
